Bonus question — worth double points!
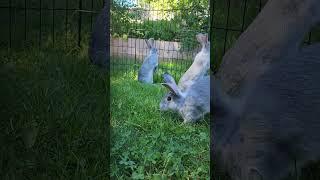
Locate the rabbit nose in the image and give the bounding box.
[159,104,165,111]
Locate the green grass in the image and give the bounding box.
[110,69,210,179]
[110,56,193,84]
[0,48,109,179]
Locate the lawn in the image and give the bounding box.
[110,60,210,179]
[0,48,109,179]
[110,56,193,84]
[0,46,209,179]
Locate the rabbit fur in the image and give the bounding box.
[138,38,159,84]
[178,33,210,91]
[160,73,210,123]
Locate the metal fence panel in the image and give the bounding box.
[110,0,210,82]
[0,0,104,51]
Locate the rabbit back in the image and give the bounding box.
[179,76,210,123]
[138,53,158,83]
[178,34,210,91]
[179,55,210,91]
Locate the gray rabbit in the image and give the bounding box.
[213,46,320,180]
[178,33,210,91]
[160,73,210,123]
[138,38,159,84]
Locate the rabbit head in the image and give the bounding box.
[196,33,210,52]
[160,73,210,123]
[145,38,158,55]
[160,73,184,111]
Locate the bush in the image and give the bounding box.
[111,0,209,51]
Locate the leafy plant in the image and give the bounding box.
[111,0,209,51]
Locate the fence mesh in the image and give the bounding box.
[0,0,104,51]
[110,0,209,82]
[212,0,320,73]
[2,0,320,178]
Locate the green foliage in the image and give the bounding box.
[134,20,180,41]
[111,0,209,51]
[110,70,210,179]
[111,1,135,38]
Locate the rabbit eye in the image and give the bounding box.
[167,96,172,101]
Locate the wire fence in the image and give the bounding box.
[1,0,209,85]
[0,0,104,51]
[110,0,210,82]
[212,0,320,73]
[2,0,320,179]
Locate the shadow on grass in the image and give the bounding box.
[0,49,109,179]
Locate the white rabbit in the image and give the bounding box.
[178,33,210,91]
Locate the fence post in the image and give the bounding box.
[240,0,248,32]
[90,0,94,31]
[52,0,55,47]
[24,0,27,44]
[39,0,42,48]
[259,0,262,11]
[65,0,68,49]
[78,0,82,48]
[9,0,12,50]
[223,0,231,54]
[209,0,213,42]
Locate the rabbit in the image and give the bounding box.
[138,38,159,84]
[213,43,320,180]
[178,33,210,91]
[162,72,176,84]
[160,73,210,123]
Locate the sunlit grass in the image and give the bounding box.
[111,55,193,84]
[110,70,210,179]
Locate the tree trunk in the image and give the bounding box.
[215,0,320,95]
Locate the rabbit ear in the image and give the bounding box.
[163,73,176,84]
[145,39,151,49]
[148,38,155,48]
[161,83,182,97]
[196,33,208,47]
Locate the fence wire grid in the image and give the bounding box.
[0,0,105,51]
[212,0,320,73]
[1,0,320,179]
[110,0,210,82]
